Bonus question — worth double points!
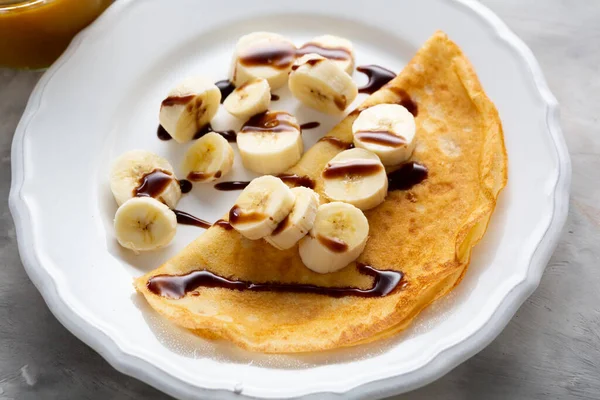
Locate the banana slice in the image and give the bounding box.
[352,104,417,166]
[229,175,296,240]
[297,35,355,75]
[114,197,177,253]
[237,110,303,175]
[182,132,234,182]
[298,202,369,274]
[223,77,271,119]
[230,32,296,90]
[322,148,388,211]
[264,187,320,250]
[288,53,358,115]
[110,150,181,209]
[158,76,221,143]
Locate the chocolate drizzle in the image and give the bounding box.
[354,130,406,147]
[147,263,404,299]
[270,94,280,101]
[214,181,251,191]
[271,215,290,236]
[389,87,418,117]
[388,162,428,191]
[215,80,236,102]
[238,42,296,69]
[277,174,315,189]
[179,179,193,194]
[300,121,320,130]
[322,160,383,179]
[357,65,397,94]
[173,210,211,229]
[296,43,352,61]
[318,136,354,150]
[193,124,237,142]
[241,111,299,134]
[157,125,172,141]
[161,95,195,107]
[134,169,174,198]
[214,219,233,230]
[317,235,348,253]
[229,205,266,224]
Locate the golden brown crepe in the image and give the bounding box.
[134,31,507,353]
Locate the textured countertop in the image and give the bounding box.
[1,0,598,399]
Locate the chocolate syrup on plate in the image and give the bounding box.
[356,65,397,94]
[214,181,251,191]
[173,210,211,229]
[270,94,280,101]
[178,179,193,194]
[215,80,236,102]
[193,124,237,142]
[388,162,428,191]
[157,125,172,141]
[147,263,404,299]
[300,121,320,130]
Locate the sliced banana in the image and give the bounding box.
[230,32,296,90]
[229,175,296,240]
[114,197,177,253]
[322,148,388,211]
[298,202,369,274]
[352,104,417,166]
[110,150,181,209]
[223,77,271,119]
[237,110,303,175]
[158,76,221,143]
[182,132,234,182]
[264,187,320,250]
[297,35,355,75]
[288,53,358,115]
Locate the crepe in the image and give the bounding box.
[134,31,507,353]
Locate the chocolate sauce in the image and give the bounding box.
[193,124,237,142]
[277,174,315,189]
[179,179,193,194]
[388,162,428,191]
[238,42,296,69]
[270,94,280,101]
[148,264,403,299]
[318,136,354,149]
[272,215,290,236]
[187,171,220,182]
[354,130,406,147]
[134,169,174,198]
[389,87,418,117]
[157,125,172,141]
[229,205,266,224]
[322,160,383,179]
[356,65,397,94]
[173,210,211,229]
[161,95,195,107]
[215,80,236,102]
[300,121,320,130]
[317,235,348,253]
[240,111,300,134]
[296,43,352,60]
[214,181,251,191]
[214,219,233,230]
[291,57,323,71]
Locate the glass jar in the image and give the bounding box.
[0,0,113,69]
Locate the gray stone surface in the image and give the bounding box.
[0,0,598,399]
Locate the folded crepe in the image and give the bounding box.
[135,31,507,353]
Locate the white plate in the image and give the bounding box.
[9,0,570,399]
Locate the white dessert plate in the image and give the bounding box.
[9,0,570,399]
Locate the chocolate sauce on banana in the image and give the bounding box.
[300,121,320,130]
[388,162,428,191]
[317,235,348,253]
[357,65,396,94]
[215,80,236,102]
[318,136,354,150]
[173,210,211,229]
[271,215,290,236]
[147,263,404,299]
[193,124,237,142]
[157,125,172,141]
[134,169,174,198]
[178,179,193,194]
[214,181,251,191]
[161,95,195,107]
[214,219,234,230]
[296,43,352,61]
[240,111,299,133]
[229,205,267,224]
[187,170,222,182]
[238,42,296,69]
[322,160,383,179]
[354,130,406,147]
